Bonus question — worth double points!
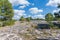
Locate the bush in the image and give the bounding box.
[26,17,31,22]
[20,16,32,22]
[20,16,26,21]
[0,22,3,27]
[48,22,55,29]
[3,20,15,26]
[45,13,54,21]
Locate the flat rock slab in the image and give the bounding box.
[37,39,58,40]
[0,33,22,40]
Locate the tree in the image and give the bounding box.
[45,13,54,29]
[29,17,32,20]
[0,0,14,26]
[20,16,26,21]
[45,13,54,22]
[58,4,60,8]
[26,17,31,22]
[54,4,60,21]
[0,0,14,21]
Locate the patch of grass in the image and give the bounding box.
[0,20,15,27]
[3,20,15,26]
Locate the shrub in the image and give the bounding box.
[45,13,54,22]
[3,20,15,26]
[48,22,55,29]
[26,17,31,22]
[0,22,3,27]
[20,16,26,21]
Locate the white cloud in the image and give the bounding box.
[46,0,60,6]
[23,15,31,18]
[19,5,26,9]
[29,7,43,14]
[13,10,26,20]
[32,14,45,19]
[9,0,30,8]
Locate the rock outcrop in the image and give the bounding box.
[0,21,60,40]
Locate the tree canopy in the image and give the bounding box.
[54,4,60,21]
[0,0,14,21]
[45,13,54,22]
[0,0,14,26]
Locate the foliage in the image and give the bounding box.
[3,20,15,26]
[26,17,31,22]
[20,16,26,21]
[0,0,14,26]
[48,22,55,29]
[45,13,54,22]
[20,16,32,22]
[58,4,60,8]
[0,0,14,21]
[54,4,60,21]
[0,22,3,27]
[45,13,55,29]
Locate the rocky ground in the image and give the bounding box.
[0,21,60,40]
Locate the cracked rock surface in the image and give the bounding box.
[0,21,60,40]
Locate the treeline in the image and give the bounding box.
[19,16,44,22]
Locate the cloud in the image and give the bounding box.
[13,9,44,20]
[19,5,26,9]
[13,10,26,20]
[46,0,60,6]
[32,14,45,19]
[22,14,45,19]
[29,7,43,14]
[9,0,30,8]
[23,15,31,18]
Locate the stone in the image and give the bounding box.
[8,34,14,38]
[12,37,20,40]
[5,38,9,40]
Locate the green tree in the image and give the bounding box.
[29,17,32,20]
[20,16,26,21]
[0,0,14,26]
[0,0,14,21]
[45,13,54,29]
[45,13,54,22]
[54,4,60,21]
[58,4,60,8]
[26,17,31,22]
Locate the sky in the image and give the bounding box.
[8,0,60,20]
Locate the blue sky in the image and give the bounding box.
[9,0,60,20]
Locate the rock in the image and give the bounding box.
[5,38,9,40]
[0,33,7,37]
[8,34,14,38]
[12,37,21,40]
[0,21,60,40]
[35,30,40,34]
[0,33,23,40]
